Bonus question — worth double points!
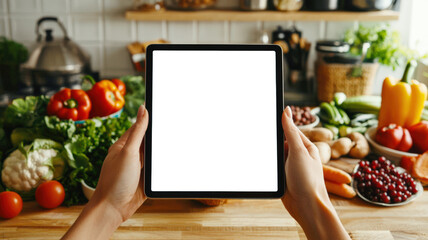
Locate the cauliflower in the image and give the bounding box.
[1,139,65,192]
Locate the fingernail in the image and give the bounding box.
[285,106,292,119]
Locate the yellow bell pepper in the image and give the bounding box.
[378,60,427,129]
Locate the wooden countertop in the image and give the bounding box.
[1,192,427,240]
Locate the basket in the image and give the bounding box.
[316,62,379,102]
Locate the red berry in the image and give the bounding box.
[381,193,390,203]
[353,171,362,180]
[375,180,384,189]
[381,185,388,192]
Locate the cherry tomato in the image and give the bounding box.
[0,191,23,219]
[35,180,65,209]
[111,78,126,96]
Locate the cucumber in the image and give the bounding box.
[339,125,367,138]
[320,102,336,123]
[340,95,381,114]
[333,92,347,106]
[323,124,339,139]
[338,108,350,125]
[330,102,344,125]
[320,102,343,125]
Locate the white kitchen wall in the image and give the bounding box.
[0,0,414,94]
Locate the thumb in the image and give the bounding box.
[125,105,149,152]
[282,106,304,150]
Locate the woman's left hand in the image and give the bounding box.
[63,105,149,240]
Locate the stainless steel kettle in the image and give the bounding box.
[21,17,92,95]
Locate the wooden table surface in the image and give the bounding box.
[1,192,427,240]
[1,158,428,240]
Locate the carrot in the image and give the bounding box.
[323,165,352,184]
[325,180,356,199]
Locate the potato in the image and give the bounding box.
[347,132,370,159]
[314,142,331,164]
[328,137,353,159]
[301,128,333,142]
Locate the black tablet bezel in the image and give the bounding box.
[144,44,284,198]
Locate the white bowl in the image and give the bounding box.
[81,180,95,200]
[365,127,418,165]
[297,114,320,130]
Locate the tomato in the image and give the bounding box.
[375,124,404,150]
[408,121,428,153]
[35,180,65,209]
[0,191,23,219]
[112,78,126,96]
[396,128,413,152]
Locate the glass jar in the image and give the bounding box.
[273,0,304,11]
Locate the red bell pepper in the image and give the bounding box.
[111,78,126,96]
[375,124,413,151]
[87,80,125,117]
[408,121,428,153]
[47,88,92,121]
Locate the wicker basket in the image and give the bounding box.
[316,62,379,102]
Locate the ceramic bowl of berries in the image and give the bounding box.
[352,156,423,207]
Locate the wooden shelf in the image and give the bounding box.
[125,10,399,22]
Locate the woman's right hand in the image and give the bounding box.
[281,106,350,240]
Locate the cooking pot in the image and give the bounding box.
[21,17,92,95]
[345,0,397,11]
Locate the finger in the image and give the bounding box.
[281,106,305,150]
[298,129,313,148]
[125,105,149,152]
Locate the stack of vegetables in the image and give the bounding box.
[0,75,145,218]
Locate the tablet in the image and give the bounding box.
[144,44,284,198]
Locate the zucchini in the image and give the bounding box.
[340,95,381,114]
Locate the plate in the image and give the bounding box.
[365,127,418,165]
[352,165,423,207]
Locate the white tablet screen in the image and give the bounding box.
[151,50,278,192]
